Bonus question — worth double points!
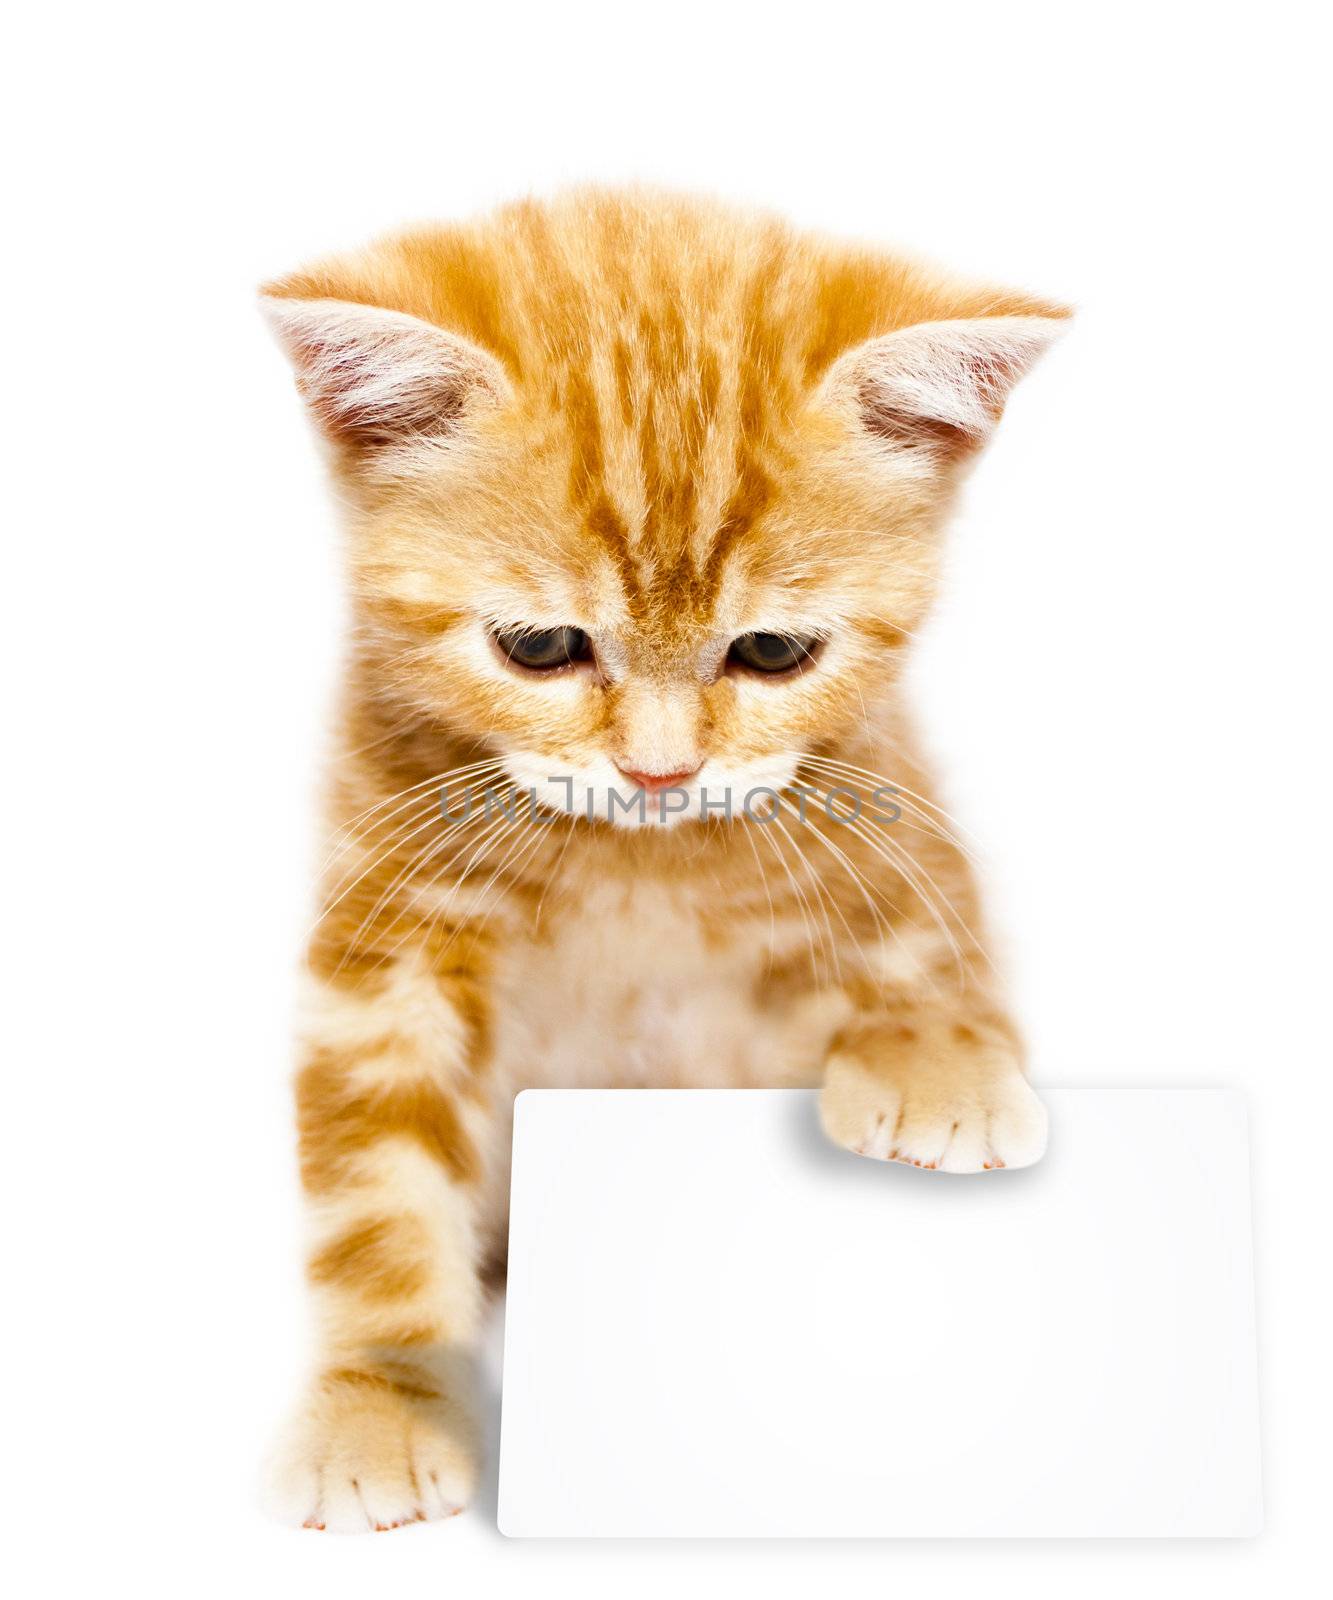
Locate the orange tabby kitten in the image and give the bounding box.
[260,188,1067,1532]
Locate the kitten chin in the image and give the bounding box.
[491,752,802,831]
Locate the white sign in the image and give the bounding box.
[499,1088,1261,1538]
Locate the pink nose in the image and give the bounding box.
[615,763,702,793]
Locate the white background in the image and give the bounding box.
[5,1,1328,1595]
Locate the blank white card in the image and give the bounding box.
[498,1088,1261,1538]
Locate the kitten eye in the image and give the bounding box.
[727,632,819,675]
[494,625,591,671]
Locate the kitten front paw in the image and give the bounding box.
[261,1367,477,1533]
[820,1015,1047,1172]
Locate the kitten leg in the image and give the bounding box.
[819,1003,1047,1172]
[262,955,493,1533]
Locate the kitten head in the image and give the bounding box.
[264,190,1067,828]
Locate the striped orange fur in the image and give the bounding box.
[259,187,1068,1532]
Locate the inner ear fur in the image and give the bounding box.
[261,295,510,452]
[828,313,1068,456]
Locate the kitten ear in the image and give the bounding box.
[828,314,1067,456]
[260,295,510,452]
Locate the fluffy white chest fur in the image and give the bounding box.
[491,877,848,1096]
